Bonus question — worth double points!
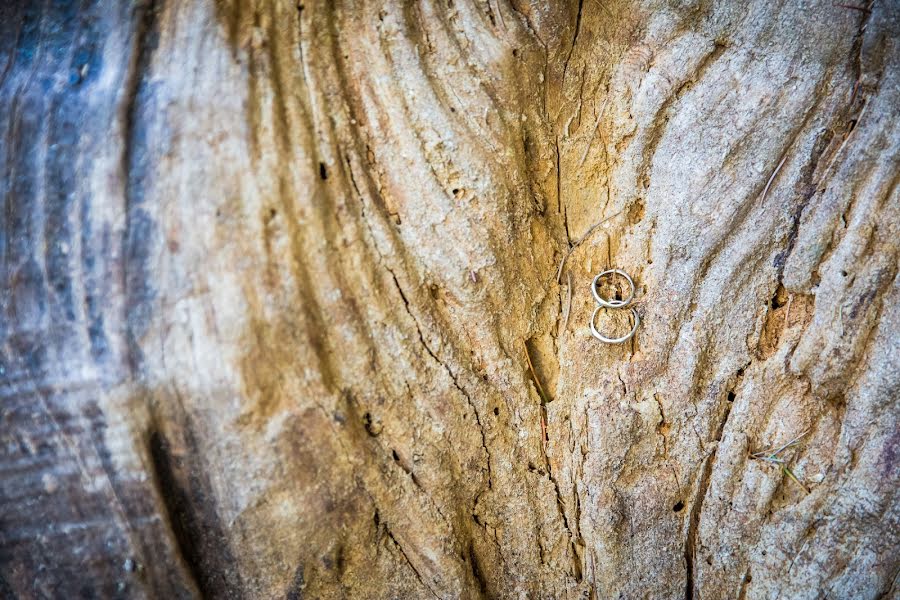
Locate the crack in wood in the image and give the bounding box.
[385,525,441,600]
[386,269,493,491]
[684,366,745,599]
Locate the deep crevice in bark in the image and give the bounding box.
[684,366,744,599]
[146,427,242,599]
[121,0,164,376]
[467,541,490,599]
[147,430,208,597]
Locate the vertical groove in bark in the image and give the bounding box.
[146,430,208,596]
[121,0,164,375]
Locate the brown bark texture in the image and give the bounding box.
[1,0,898,598]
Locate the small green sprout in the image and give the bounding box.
[750,430,810,493]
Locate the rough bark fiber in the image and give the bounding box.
[1,1,898,598]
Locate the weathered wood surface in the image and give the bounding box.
[1,1,898,598]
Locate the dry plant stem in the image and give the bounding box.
[524,341,550,405]
[556,209,625,283]
[750,431,811,492]
[562,271,573,332]
[834,3,872,13]
[782,467,811,494]
[784,294,794,327]
[760,154,788,204]
[751,430,810,461]
[541,412,549,461]
[817,98,870,186]
[578,98,610,168]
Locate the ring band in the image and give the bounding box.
[591,269,636,308]
[590,306,640,344]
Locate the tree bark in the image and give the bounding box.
[1,1,898,598]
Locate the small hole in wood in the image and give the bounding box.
[319,162,328,180]
[673,500,684,512]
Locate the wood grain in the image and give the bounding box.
[1,1,897,598]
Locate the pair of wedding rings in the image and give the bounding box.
[589,268,640,344]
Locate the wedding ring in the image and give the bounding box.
[591,268,635,308]
[589,306,640,344]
